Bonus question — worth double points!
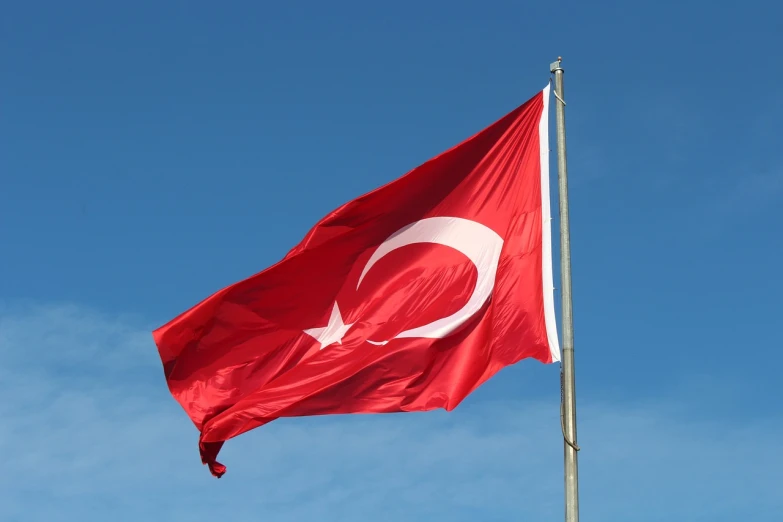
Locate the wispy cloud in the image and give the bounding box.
[720,168,783,214]
[0,303,779,521]
[689,166,783,238]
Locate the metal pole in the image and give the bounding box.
[550,57,579,522]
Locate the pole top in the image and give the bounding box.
[550,57,563,73]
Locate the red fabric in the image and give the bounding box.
[153,89,554,477]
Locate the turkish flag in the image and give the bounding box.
[153,85,560,477]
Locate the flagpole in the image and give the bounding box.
[550,57,580,522]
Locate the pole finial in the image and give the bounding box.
[550,57,564,73]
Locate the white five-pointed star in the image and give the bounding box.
[303,302,354,350]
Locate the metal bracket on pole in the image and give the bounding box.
[550,58,567,105]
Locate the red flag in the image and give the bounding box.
[154,86,560,477]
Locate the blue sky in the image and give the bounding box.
[1,1,781,520]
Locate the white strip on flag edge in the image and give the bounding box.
[539,83,561,363]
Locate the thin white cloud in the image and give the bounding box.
[688,167,783,239]
[0,303,779,521]
[722,168,783,214]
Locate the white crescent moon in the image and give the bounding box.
[356,217,504,345]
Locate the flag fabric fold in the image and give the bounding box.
[153,85,559,477]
